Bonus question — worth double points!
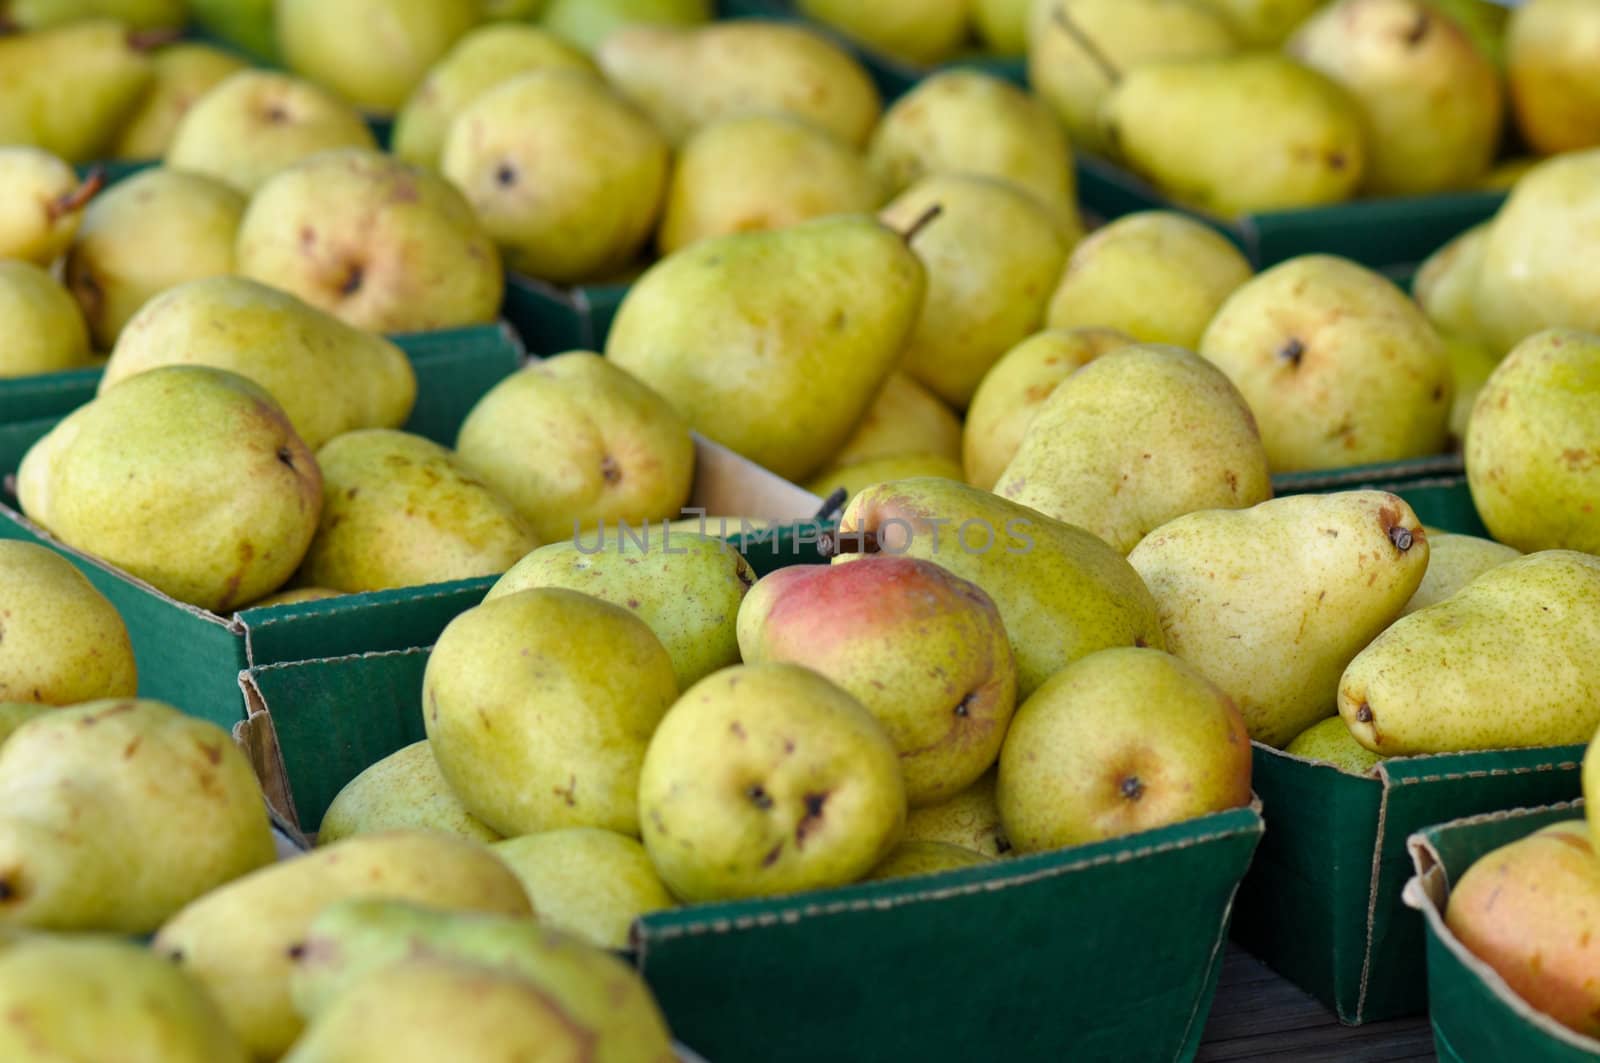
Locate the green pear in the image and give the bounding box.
[1206,0,1326,44]
[1128,490,1430,748]
[1284,716,1386,775]
[441,70,669,285]
[189,0,276,61]
[0,933,248,1062]
[319,741,498,846]
[236,148,504,334]
[544,0,712,54]
[865,840,993,881]
[166,71,378,195]
[0,699,276,933]
[738,556,1018,807]
[1443,332,1501,441]
[973,0,1029,53]
[883,173,1077,409]
[491,829,675,949]
[1104,53,1368,217]
[596,21,881,146]
[0,705,50,747]
[0,146,100,265]
[392,23,596,168]
[0,541,136,705]
[962,327,1134,491]
[63,167,245,350]
[487,532,754,691]
[4,0,185,27]
[805,453,965,501]
[153,832,532,1061]
[797,0,969,65]
[0,260,91,377]
[998,647,1253,851]
[1465,328,1600,554]
[424,588,679,837]
[832,371,963,469]
[903,767,1009,856]
[1027,0,1238,156]
[1288,0,1503,194]
[276,0,480,115]
[835,478,1167,698]
[639,662,906,902]
[0,20,154,163]
[1401,530,1521,616]
[996,344,1274,555]
[1415,221,1489,346]
[18,366,323,612]
[659,113,881,255]
[102,276,418,452]
[1198,254,1453,472]
[1045,211,1254,349]
[110,43,249,160]
[485,0,547,16]
[455,351,696,544]
[1508,0,1600,154]
[606,213,926,481]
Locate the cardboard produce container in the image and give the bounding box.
[1405,802,1600,1062]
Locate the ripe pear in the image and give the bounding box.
[1401,531,1521,616]
[1288,0,1503,195]
[998,647,1253,851]
[1027,0,1238,156]
[866,840,993,881]
[319,740,499,845]
[1207,0,1326,44]
[0,933,248,1063]
[441,70,669,285]
[166,71,379,195]
[1284,716,1386,775]
[797,0,969,65]
[1104,53,1368,216]
[639,663,906,902]
[544,0,712,54]
[0,20,154,163]
[0,146,100,265]
[17,366,323,612]
[1507,0,1600,155]
[806,453,965,501]
[491,829,675,950]
[153,832,532,1061]
[455,351,696,544]
[835,478,1167,698]
[1199,255,1453,472]
[1128,490,1429,748]
[0,699,276,933]
[903,768,1009,856]
[487,532,754,691]
[424,588,678,837]
[110,43,248,160]
[64,167,246,349]
[245,586,343,609]
[1415,221,1490,346]
[276,0,479,115]
[0,541,136,705]
[236,148,504,334]
[596,20,881,146]
[739,556,1018,807]
[1443,332,1501,441]
[833,371,963,469]
[606,213,926,481]
[102,276,418,451]
[1045,211,1254,349]
[189,0,276,61]
[882,174,1077,409]
[0,705,50,747]
[0,260,91,377]
[973,0,1029,53]
[392,23,596,168]
[962,327,1134,490]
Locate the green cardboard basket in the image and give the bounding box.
[502,273,631,355]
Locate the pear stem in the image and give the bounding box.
[898,204,943,246]
[127,26,183,52]
[817,528,882,559]
[49,166,104,221]
[1053,4,1123,86]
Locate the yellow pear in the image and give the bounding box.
[1400,531,1521,616]
[0,20,154,163]
[110,42,248,160]
[0,541,136,705]
[902,768,1008,857]
[276,0,480,115]
[1208,0,1326,44]
[0,705,51,747]
[1507,0,1600,154]
[317,741,500,846]
[865,840,993,881]
[805,453,965,502]
[1415,221,1490,346]
[832,371,962,469]
[491,829,675,950]
[797,0,968,65]
[0,260,92,377]
[0,146,101,265]
[1284,716,1385,775]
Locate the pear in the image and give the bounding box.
[0,20,154,163]
[658,114,881,255]
[245,586,343,608]
[1198,254,1453,472]
[962,327,1134,490]
[1479,155,1539,189]
[485,0,547,16]
[606,213,926,482]
[63,167,246,350]
[903,768,1009,856]
[110,42,248,160]
[1128,490,1430,748]
[166,71,379,195]
[0,933,248,1062]
[153,832,532,1061]
[455,351,696,544]
[189,0,276,61]
[4,0,185,27]
[639,662,906,902]
[0,705,50,747]
[487,532,755,691]
[319,740,499,845]
[835,478,1167,698]
[973,0,1029,53]
[865,840,993,881]
[544,0,712,53]
[491,829,676,949]
[236,148,504,334]
[18,366,323,613]
[1027,0,1238,156]
[0,260,92,377]
[276,0,479,115]
[0,146,101,265]
[1284,716,1386,775]
[441,70,669,286]
[596,21,881,147]
[424,588,679,837]
[1415,221,1489,345]
[832,371,963,469]
[392,23,596,168]
[1104,53,1368,216]
[1507,0,1600,154]
[102,276,418,452]
[1443,332,1501,441]
[0,541,136,705]
[0,699,276,933]
[1045,211,1253,349]
[867,69,1077,224]
[797,0,969,66]
[882,173,1077,409]
[805,453,966,501]
[1207,0,1326,44]
[1401,531,1521,616]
